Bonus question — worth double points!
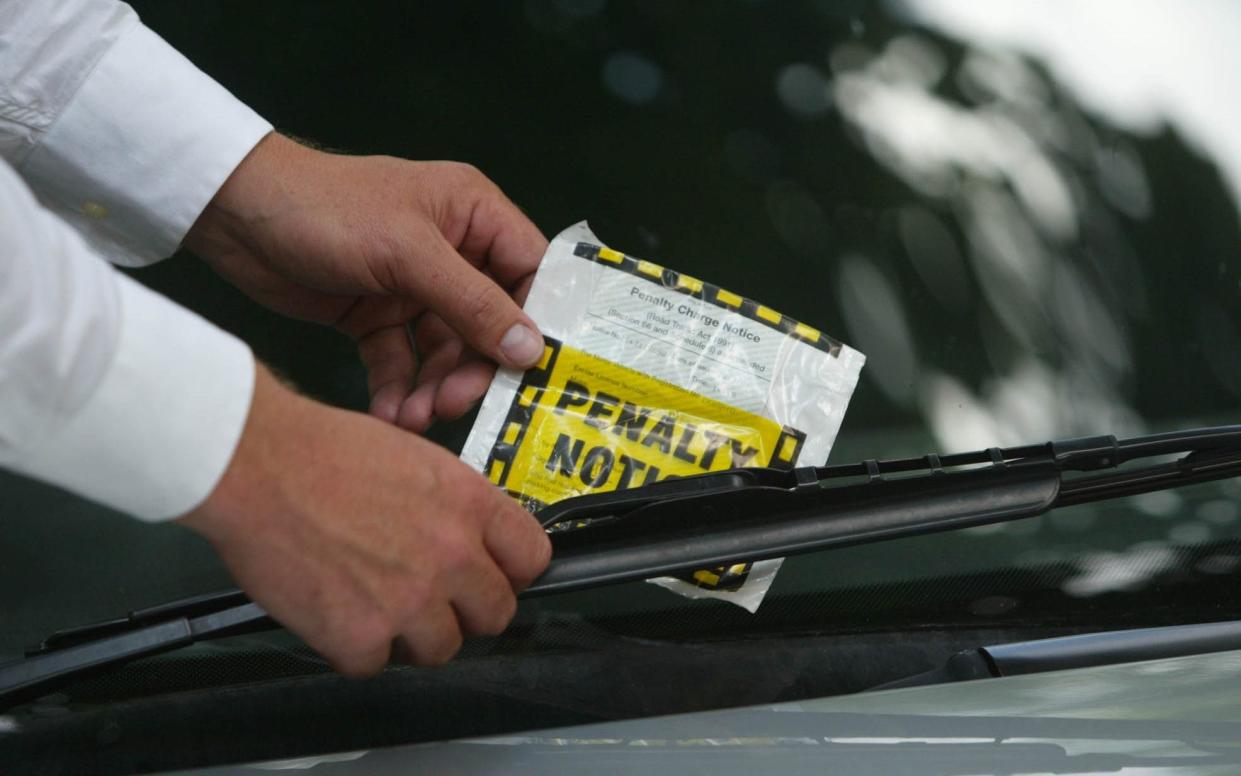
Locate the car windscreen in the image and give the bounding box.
[3,0,1241,662]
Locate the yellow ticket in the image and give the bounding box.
[483,338,806,512]
[461,222,865,611]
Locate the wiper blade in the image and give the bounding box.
[538,424,1241,525]
[4,424,1239,709]
[533,425,1241,592]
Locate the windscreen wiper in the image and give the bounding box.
[3,424,1240,709]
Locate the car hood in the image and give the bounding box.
[182,647,1241,775]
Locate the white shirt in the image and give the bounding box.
[0,0,273,520]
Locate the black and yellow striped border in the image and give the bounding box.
[572,241,842,357]
[483,337,563,512]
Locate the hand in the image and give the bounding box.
[186,133,548,432]
[179,364,552,673]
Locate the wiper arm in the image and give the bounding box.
[4,424,1239,709]
[877,619,1241,690]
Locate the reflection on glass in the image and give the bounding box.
[601,51,663,105]
[775,63,832,118]
[831,32,1142,451]
[904,0,1241,210]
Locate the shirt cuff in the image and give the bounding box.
[18,273,256,521]
[19,20,272,267]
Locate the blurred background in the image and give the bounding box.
[3,0,1240,654]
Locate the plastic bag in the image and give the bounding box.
[461,222,865,611]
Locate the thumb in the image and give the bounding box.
[406,233,545,370]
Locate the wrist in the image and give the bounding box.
[178,362,308,540]
[185,132,306,258]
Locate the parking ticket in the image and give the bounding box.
[461,222,865,611]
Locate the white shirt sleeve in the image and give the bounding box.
[0,0,274,520]
[0,0,273,266]
[0,162,254,520]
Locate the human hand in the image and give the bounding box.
[185,133,548,433]
[178,364,551,673]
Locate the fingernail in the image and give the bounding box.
[370,395,399,424]
[500,323,543,367]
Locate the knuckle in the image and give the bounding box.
[432,161,487,192]
[479,591,517,637]
[455,479,498,524]
[331,617,393,677]
[367,233,420,295]
[504,516,553,590]
[462,281,511,329]
[450,161,485,184]
[436,532,481,577]
[434,631,464,665]
[530,528,553,573]
[333,652,385,679]
[530,520,552,561]
[428,456,466,493]
[414,629,463,667]
[351,614,394,650]
[402,580,435,614]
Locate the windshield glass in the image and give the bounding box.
[3,1,1240,659]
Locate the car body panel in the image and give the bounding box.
[184,647,1241,775]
